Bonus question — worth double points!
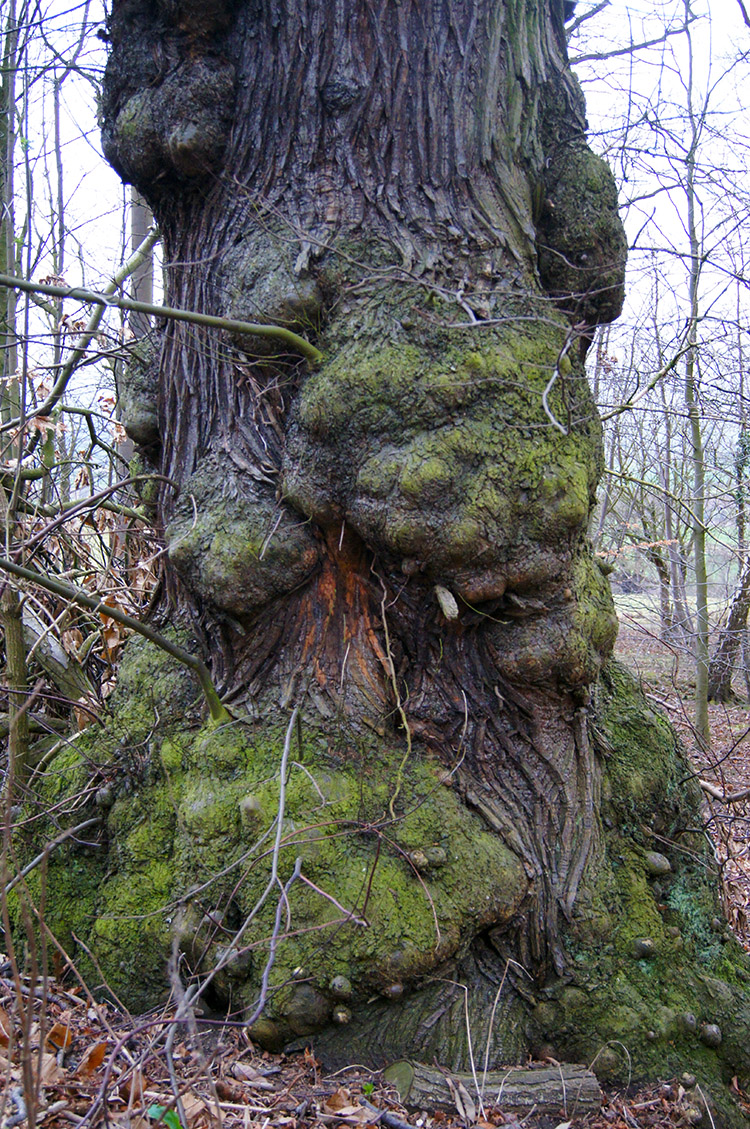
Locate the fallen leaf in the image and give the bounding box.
[35,1050,65,1084]
[119,1067,147,1104]
[324,1090,352,1113]
[110,1116,151,1129]
[45,1023,73,1052]
[231,1062,275,1089]
[456,1080,476,1124]
[0,1050,19,1080]
[75,1040,108,1076]
[214,1080,244,1103]
[322,1090,371,1122]
[180,1092,222,1128]
[0,1005,11,1047]
[445,1076,476,1125]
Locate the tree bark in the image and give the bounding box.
[708,553,750,701]
[101,0,627,983]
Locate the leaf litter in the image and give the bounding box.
[2,965,748,1129]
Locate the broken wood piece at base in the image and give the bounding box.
[382,1060,601,1115]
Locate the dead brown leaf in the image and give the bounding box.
[322,1089,371,1123]
[34,1049,66,1084]
[45,1022,73,1052]
[0,1050,19,1080]
[0,1005,11,1047]
[110,1115,152,1129]
[75,1040,108,1077]
[231,1061,275,1089]
[180,1091,223,1129]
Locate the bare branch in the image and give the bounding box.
[570,19,694,65]
[700,780,750,804]
[0,555,231,724]
[566,0,610,39]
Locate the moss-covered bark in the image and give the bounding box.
[13,646,750,1124]
[12,2,750,1124]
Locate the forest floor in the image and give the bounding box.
[3,615,750,1129]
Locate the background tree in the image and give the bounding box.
[0,0,163,795]
[577,0,750,719]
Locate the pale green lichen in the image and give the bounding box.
[284,316,601,620]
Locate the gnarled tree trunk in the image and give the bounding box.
[102,0,626,972]
[21,3,750,1122]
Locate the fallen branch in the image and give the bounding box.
[700,780,750,804]
[383,1060,601,1116]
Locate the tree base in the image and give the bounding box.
[9,642,750,1127]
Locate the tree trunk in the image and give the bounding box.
[102,0,626,977]
[0,6,30,792]
[26,3,750,1119]
[708,553,750,701]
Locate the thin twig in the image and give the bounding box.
[0,262,323,386]
[541,333,576,436]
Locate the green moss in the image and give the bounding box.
[596,661,690,824]
[537,662,750,1125]
[160,737,184,773]
[398,455,453,499]
[12,636,750,1122]
[17,675,527,1023]
[115,92,154,144]
[167,486,320,615]
[285,309,602,626]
